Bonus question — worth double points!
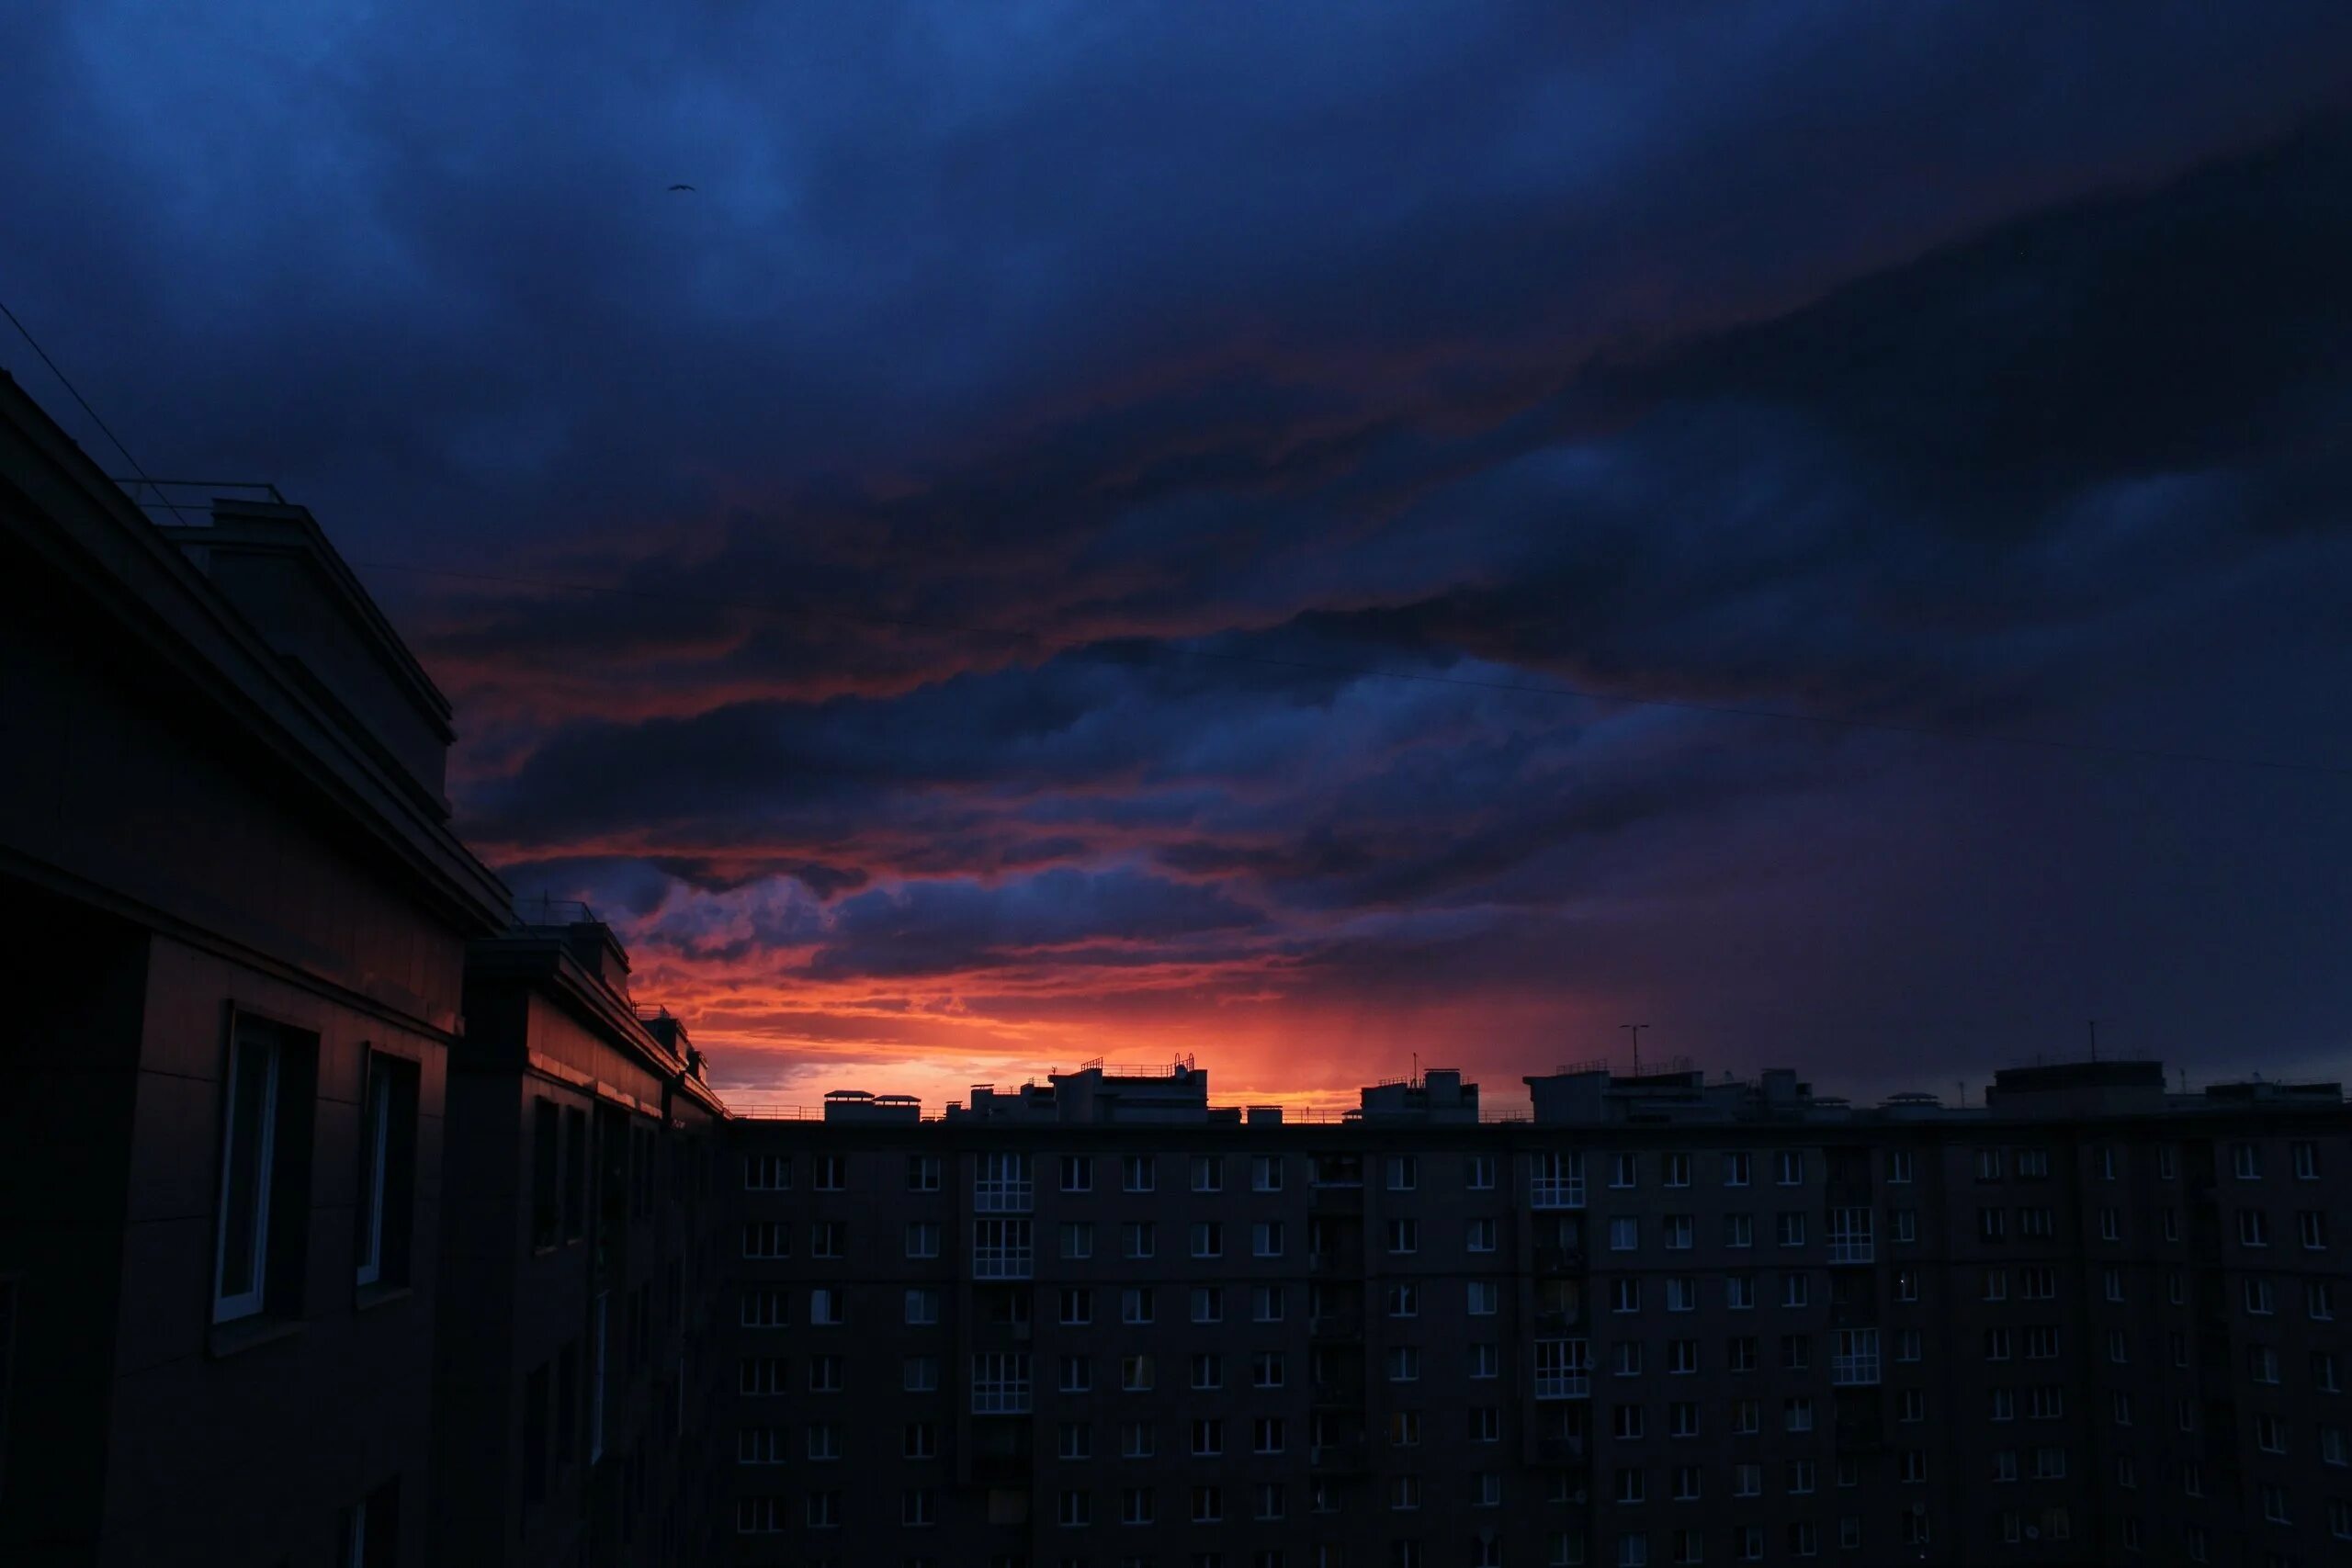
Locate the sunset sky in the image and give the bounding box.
[7,4,2351,1113]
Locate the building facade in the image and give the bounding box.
[433,916,729,1567]
[0,370,512,1565]
[718,1062,2352,1568]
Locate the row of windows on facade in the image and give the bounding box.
[728,1258,2344,1343]
[743,1138,2338,1201]
[739,1335,2349,1418]
[729,1498,1951,1566]
[527,1095,673,1253]
[736,1205,2335,1271]
[737,1328,1890,1408]
[210,1019,419,1325]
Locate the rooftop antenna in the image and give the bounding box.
[1622,1023,1647,1077]
[2087,1018,2098,1062]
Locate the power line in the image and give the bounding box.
[345,558,2352,782]
[0,294,196,527]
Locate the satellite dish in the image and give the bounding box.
[2026,1526,2041,1540]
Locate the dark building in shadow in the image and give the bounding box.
[0,369,511,1564]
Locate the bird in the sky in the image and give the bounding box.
[668,184,695,192]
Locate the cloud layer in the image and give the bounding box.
[8,3,2350,1109]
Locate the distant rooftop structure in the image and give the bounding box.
[1359,1067,1481,1125]
[944,1055,1230,1125]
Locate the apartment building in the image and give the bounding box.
[433,915,729,1566]
[0,370,512,1564]
[719,1059,2352,1568]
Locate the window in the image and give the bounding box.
[973,1216,1034,1278]
[1122,1354,1154,1392]
[1386,1347,1420,1382]
[2233,1142,2262,1180]
[1124,1221,1157,1260]
[1057,1490,1090,1528]
[1467,1280,1499,1316]
[809,1286,844,1325]
[213,1019,302,1323]
[1467,1217,1498,1253]
[810,1218,846,1258]
[905,1289,940,1325]
[1977,1147,2003,1181]
[1253,1154,1284,1191]
[814,1154,845,1190]
[1193,1416,1225,1454]
[1776,1213,1805,1247]
[976,1151,1031,1212]
[1123,1288,1155,1325]
[2294,1140,2319,1179]
[1726,1336,1758,1373]
[1783,1397,1813,1432]
[1060,1153,1093,1191]
[1386,1219,1419,1255]
[906,1153,941,1191]
[1189,1153,1225,1193]
[1533,1150,1585,1208]
[1123,1419,1156,1456]
[2240,1211,2270,1247]
[1191,1222,1223,1258]
[1253,1351,1285,1389]
[1610,1217,1639,1252]
[1826,1208,1871,1264]
[971,1352,1032,1414]
[1979,1207,2006,1242]
[1781,1273,1809,1309]
[1724,1213,1753,1248]
[1060,1221,1094,1260]
[1193,1287,1223,1324]
[1467,1154,1497,1190]
[1894,1207,1917,1243]
[1123,1155,1156,1193]
[905,1419,939,1459]
[1613,1341,1644,1378]
[1726,1274,1755,1311]
[1662,1152,1691,1188]
[353,1050,415,1291]
[2312,1280,2336,1321]
[1665,1276,1697,1312]
[1058,1421,1091,1460]
[1533,1339,1589,1398]
[2098,1207,2121,1242]
[1775,1151,1803,1186]
[1888,1148,1914,1183]
[808,1352,844,1392]
[1664,1214,1693,1250]
[1611,1153,1639,1190]
[1614,1279,1642,1313]
[1255,1284,1285,1322]
[742,1149,789,1191]
[903,1354,939,1392]
[1668,1339,1699,1376]
[1831,1328,1879,1385]
[1387,1156,1418,1191]
[1724,1151,1752,1187]
[1122,1487,1155,1526]
[2302,1211,2329,1249]
[905,1221,941,1258]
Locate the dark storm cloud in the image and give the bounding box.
[7,4,2351,1093]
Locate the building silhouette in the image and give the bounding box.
[3,370,2348,1568]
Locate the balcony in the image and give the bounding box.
[1534,1434,1588,1465]
[1532,1371,1590,1401]
[1829,1353,1880,1386]
[1827,1239,1874,1266]
[975,1178,1033,1213]
[1531,1178,1586,1211]
[1533,1244,1584,1276]
[972,1246,1033,1280]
